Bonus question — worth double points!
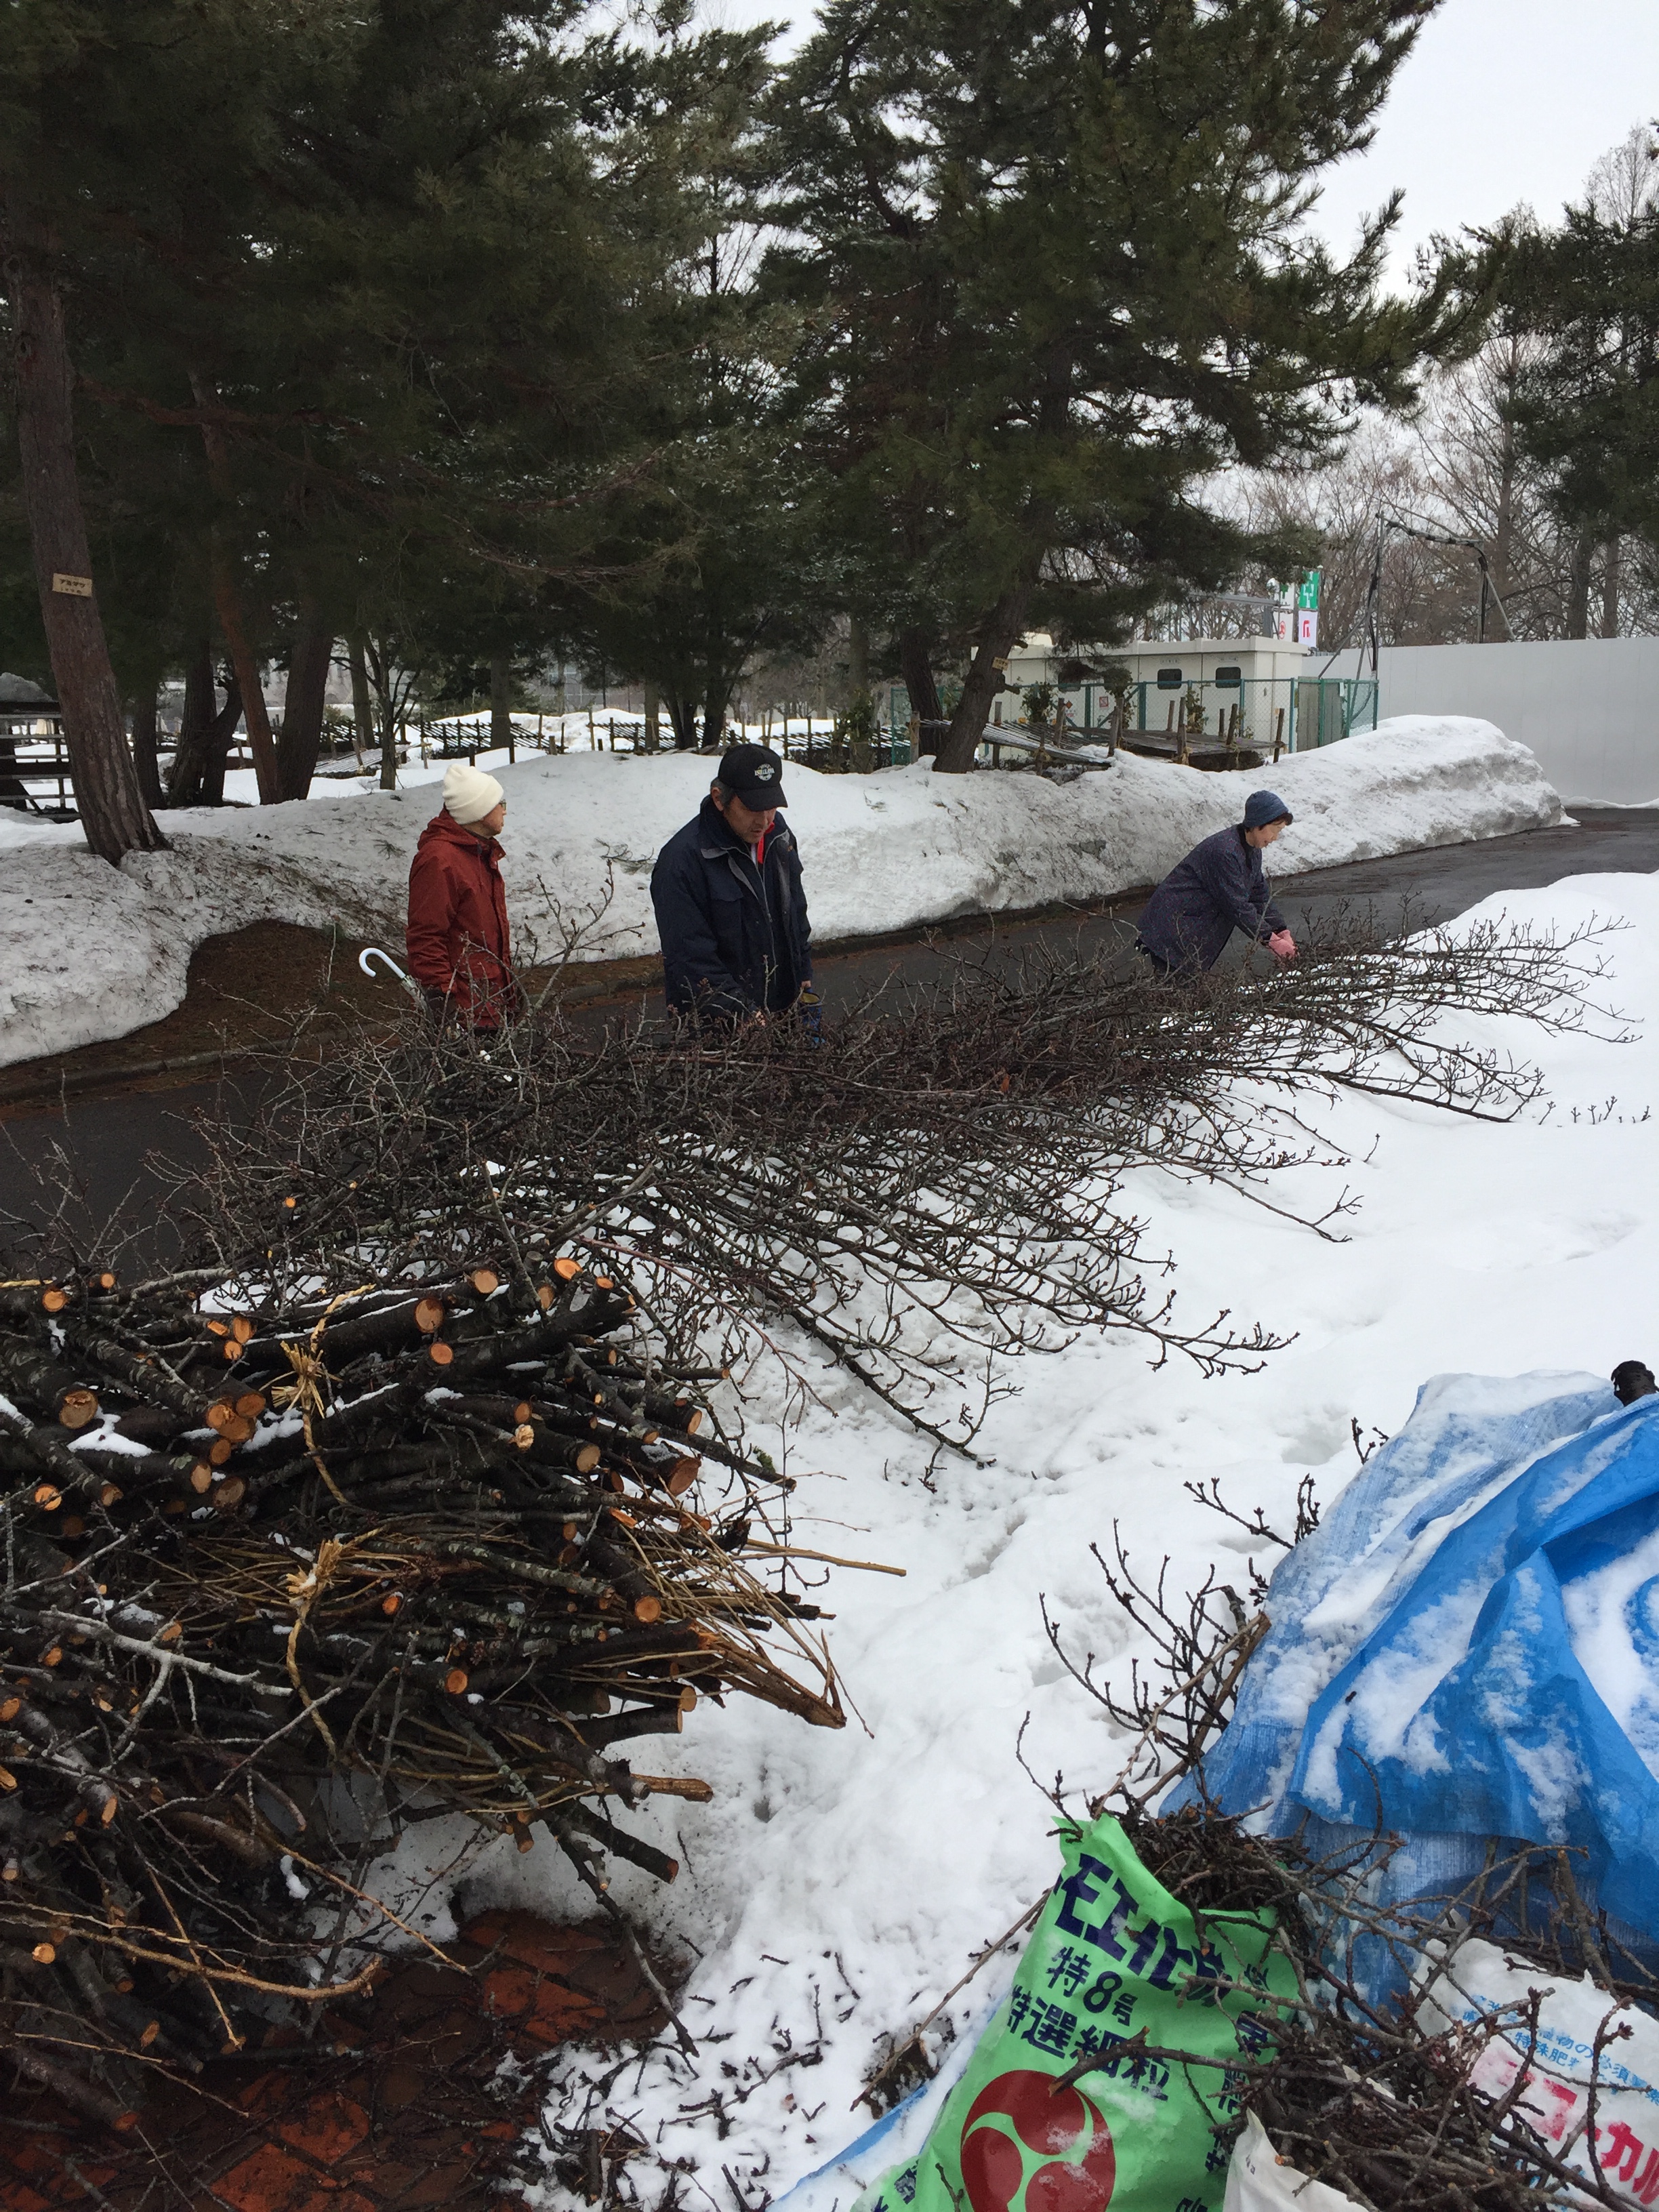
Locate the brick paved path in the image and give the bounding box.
[1,1914,660,2212]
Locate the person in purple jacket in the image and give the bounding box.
[1135,789,1298,978]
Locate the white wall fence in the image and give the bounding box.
[1378,638,1659,805]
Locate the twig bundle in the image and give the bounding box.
[0,1255,840,2122]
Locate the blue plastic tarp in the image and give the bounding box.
[1184,1372,1659,1942]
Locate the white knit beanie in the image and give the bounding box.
[443,760,506,825]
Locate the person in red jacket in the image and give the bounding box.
[405,761,517,1028]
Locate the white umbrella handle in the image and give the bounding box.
[359,946,420,998]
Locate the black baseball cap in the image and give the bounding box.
[717,743,789,809]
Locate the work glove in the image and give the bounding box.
[1268,930,1297,962]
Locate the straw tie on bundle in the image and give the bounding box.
[285,1535,351,1753]
[272,1287,369,1507]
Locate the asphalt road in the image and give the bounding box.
[1,1077,233,1273]
[804,802,1659,1009]
[5,805,1655,1267]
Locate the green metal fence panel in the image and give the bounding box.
[1292,676,1380,747]
[884,670,1380,762]
[1131,676,1294,752]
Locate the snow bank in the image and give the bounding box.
[348,867,1647,2212]
[0,715,1556,1068]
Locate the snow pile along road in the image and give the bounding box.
[0,714,1556,1067]
[356,870,1647,2212]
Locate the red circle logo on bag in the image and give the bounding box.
[959,2070,1116,2212]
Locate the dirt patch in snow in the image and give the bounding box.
[0,923,401,1114]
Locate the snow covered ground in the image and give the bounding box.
[353,868,1656,2212]
[218,708,827,806]
[218,707,656,804]
[0,716,1556,1068]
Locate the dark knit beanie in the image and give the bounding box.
[1243,789,1293,831]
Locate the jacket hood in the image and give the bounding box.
[419,811,500,856]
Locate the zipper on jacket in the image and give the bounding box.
[701,813,786,1005]
[728,842,781,1001]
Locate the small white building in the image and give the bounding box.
[885,632,1378,756]
[995,632,1313,750]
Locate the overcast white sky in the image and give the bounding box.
[1306,0,1658,278]
[717,0,1658,282]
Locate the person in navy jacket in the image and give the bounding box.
[1136,789,1298,977]
[651,744,814,1025]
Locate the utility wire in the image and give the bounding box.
[1340,510,1515,680]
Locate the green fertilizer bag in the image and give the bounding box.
[854,1814,1294,2212]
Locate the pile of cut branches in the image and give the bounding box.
[137,906,1623,1456]
[0,1256,838,2125]
[0,905,1626,2160]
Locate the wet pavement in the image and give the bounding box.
[801,804,1659,1007]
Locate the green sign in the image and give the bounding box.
[855,1814,1294,2212]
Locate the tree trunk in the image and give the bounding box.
[1601,537,1621,638]
[347,636,375,776]
[665,688,698,750]
[641,679,661,754]
[167,641,212,805]
[199,666,244,806]
[1490,375,1517,632]
[898,627,943,752]
[933,586,1031,773]
[699,687,731,752]
[365,641,398,792]
[1565,533,1594,639]
[169,646,242,806]
[206,553,278,803]
[168,644,215,805]
[129,690,163,811]
[189,371,279,805]
[847,616,874,773]
[935,396,1058,774]
[276,607,333,802]
[3,192,165,863]
[848,616,869,697]
[489,651,512,755]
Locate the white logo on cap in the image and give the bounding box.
[754,762,776,781]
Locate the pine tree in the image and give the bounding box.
[0,0,361,852]
[2,0,701,844]
[767,0,1460,771]
[2,187,169,861]
[1502,163,1659,628]
[556,19,828,747]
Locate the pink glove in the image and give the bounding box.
[1269,930,1297,962]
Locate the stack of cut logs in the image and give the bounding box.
[0,1260,840,2125]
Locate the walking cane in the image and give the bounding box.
[358,947,421,999]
